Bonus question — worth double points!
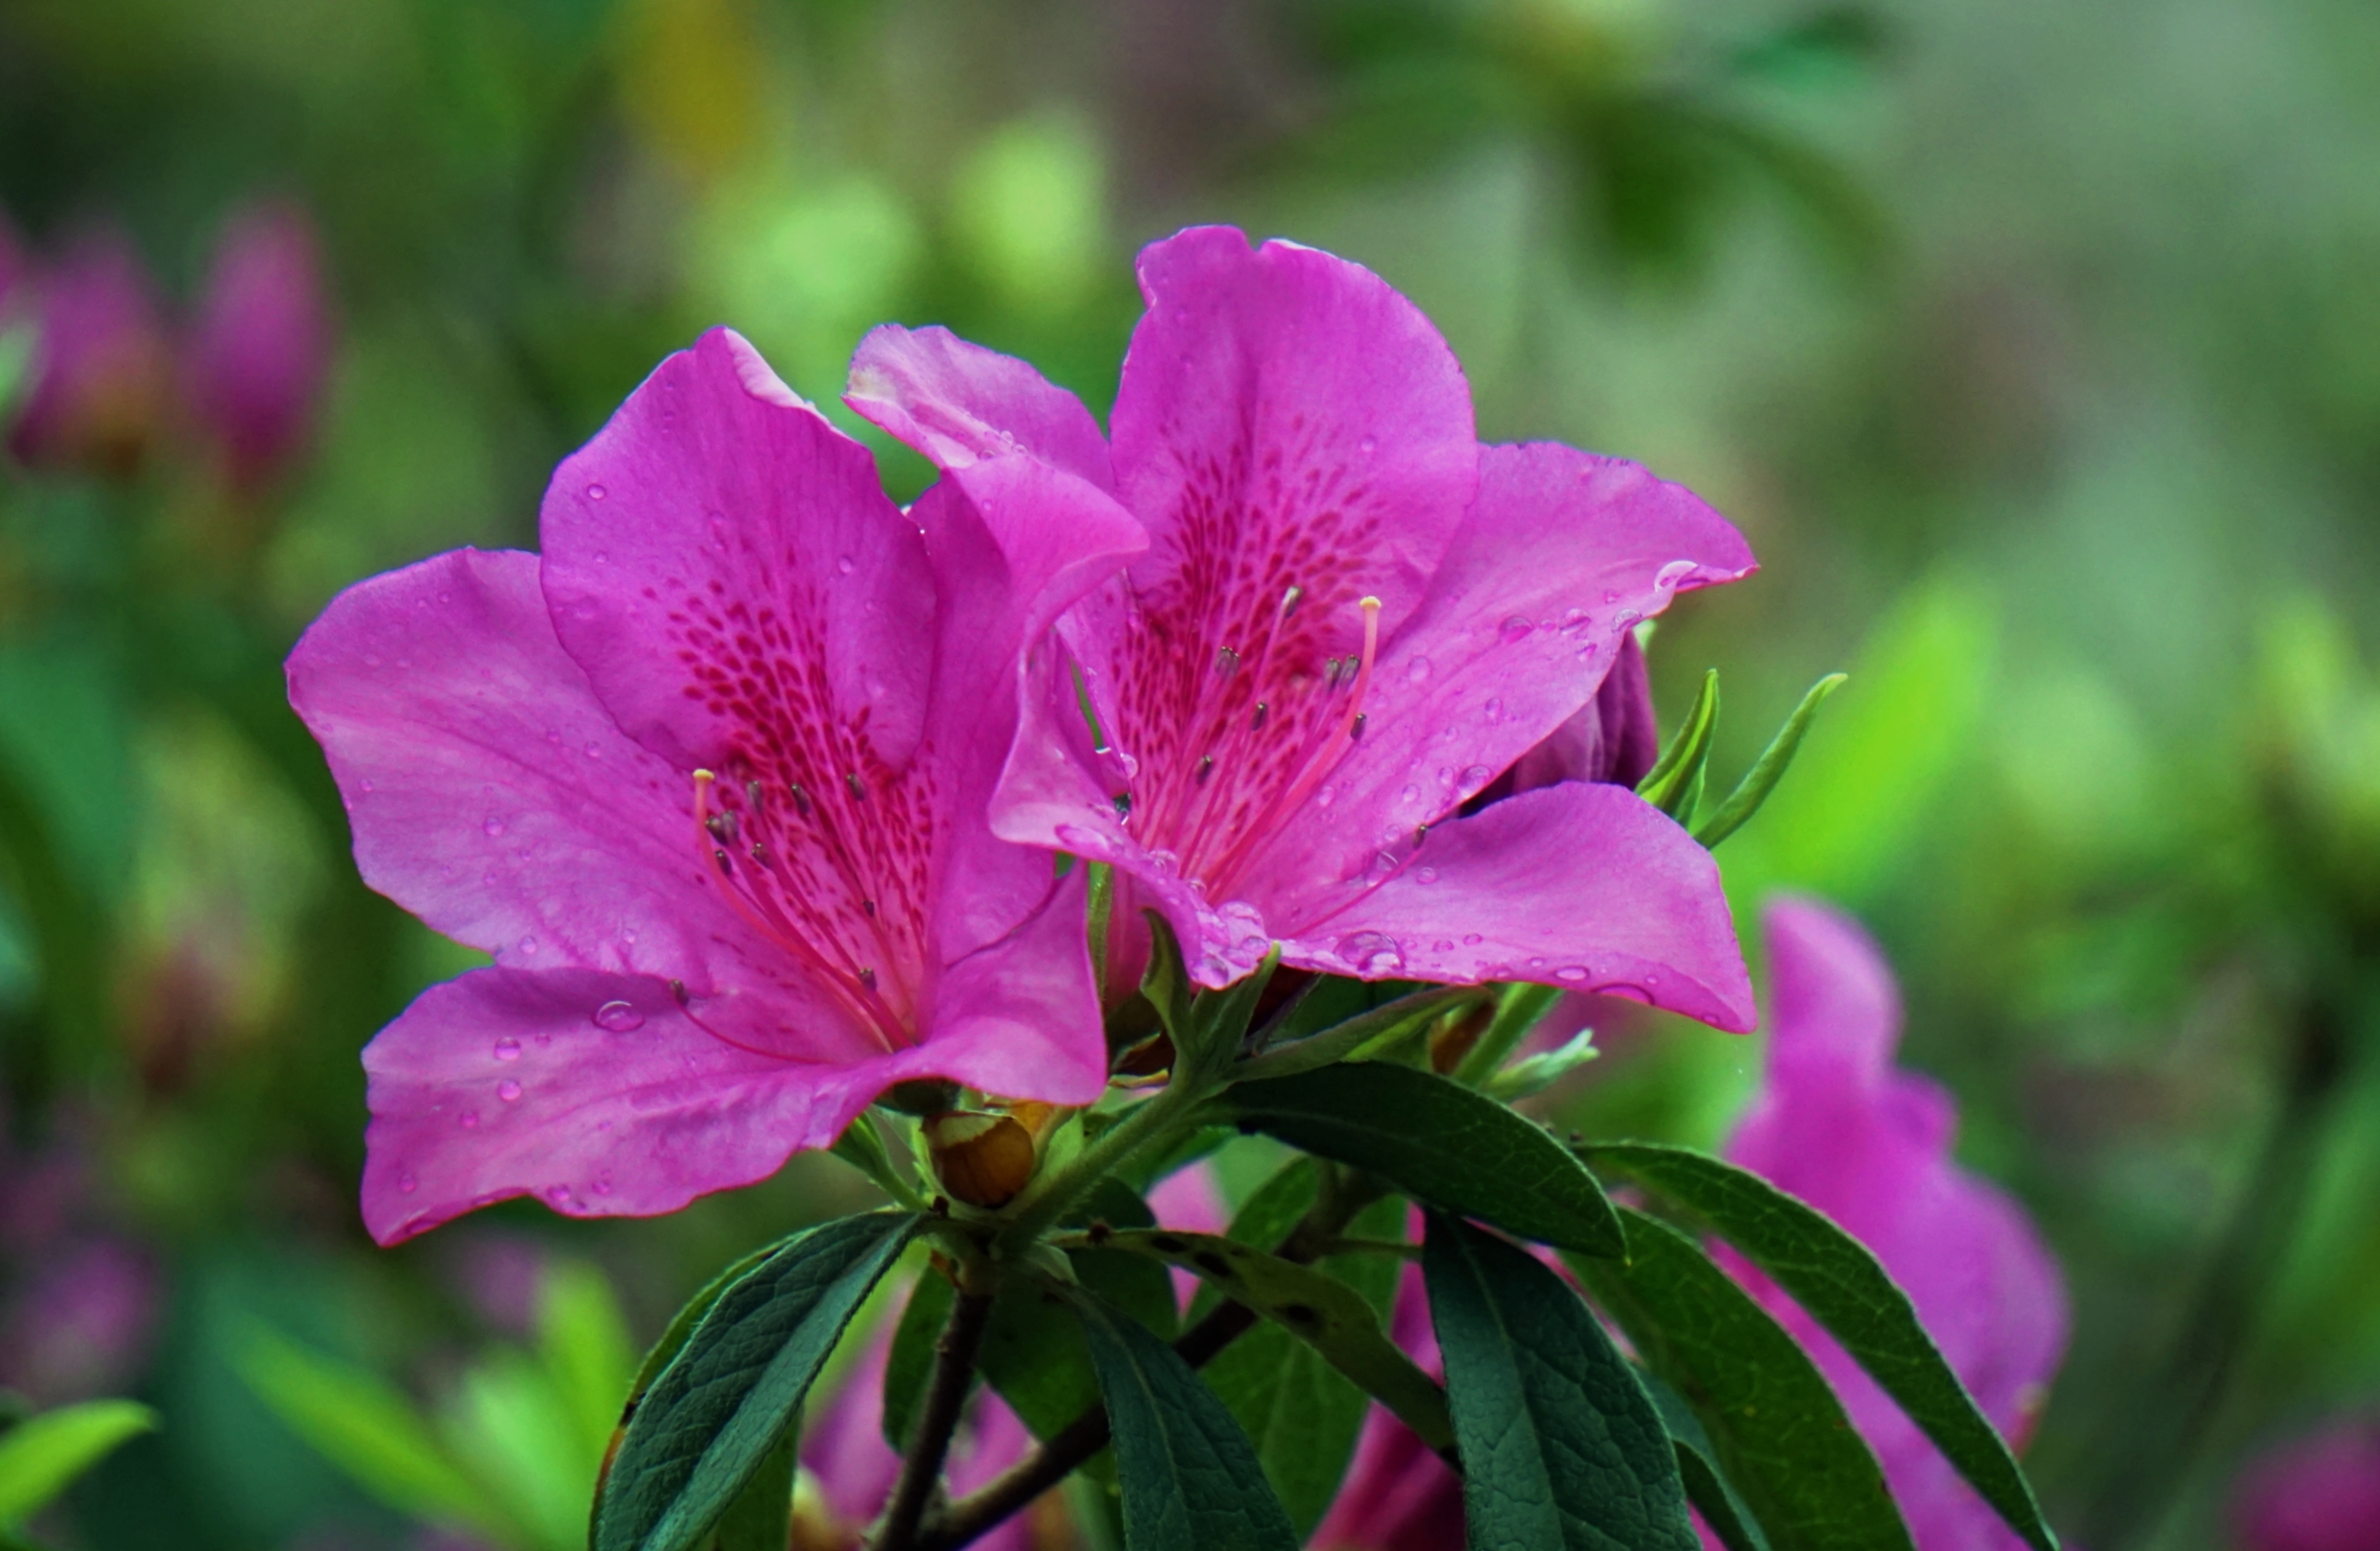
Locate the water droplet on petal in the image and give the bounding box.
[1433,939,1455,952]
[546,1185,572,1206]
[1460,764,1491,787]
[1463,933,1485,945]
[1483,698,1503,724]
[836,554,856,575]
[1359,434,1378,454]
[1499,615,1534,643]
[1415,865,1439,884]
[1556,965,1590,982]
[585,483,607,500]
[1335,931,1406,976]
[517,936,538,956]
[1603,589,1621,605]
[459,1110,480,1128]
[592,1173,614,1196]
[594,1000,645,1032]
[1527,956,1548,970]
[482,816,506,836]
[494,1038,521,1061]
[358,778,374,794]
[397,1172,418,1194]
[1399,783,1422,806]
[498,1079,523,1103]
[1405,656,1432,685]
[1316,787,1336,808]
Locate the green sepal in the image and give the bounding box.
[1185,945,1282,1079]
[1693,672,1847,850]
[1484,1027,1599,1101]
[1637,668,1721,821]
[1449,982,1565,1088]
[1139,909,1196,1049]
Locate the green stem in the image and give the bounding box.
[992,1077,1209,1257]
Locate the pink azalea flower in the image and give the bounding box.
[7,222,174,475]
[2231,1415,2380,1551]
[1490,627,1661,794]
[1723,898,2070,1551]
[848,227,1756,1028]
[287,328,1145,1244]
[183,199,333,493]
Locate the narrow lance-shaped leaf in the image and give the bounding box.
[1065,1285,1300,1551]
[1223,1062,1626,1257]
[1484,1027,1599,1102]
[1234,984,1482,1084]
[1448,981,1563,1088]
[0,1400,160,1528]
[1424,1213,1699,1551]
[595,1211,916,1551]
[1092,1228,1452,1450]
[1586,1142,2056,1551]
[1638,1366,1771,1551]
[1694,673,1847,849]
[1638,668,1721,820]
[1565,1208,1915,1551]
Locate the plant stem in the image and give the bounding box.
[873,1275,998,1551]
[918,1167,1388,1551]
[992,1077,1207,1257]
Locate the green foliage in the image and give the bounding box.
[1569,1209,1914,1551]
[1233,984,1479,1082]
[0,1400,158,1529]
[1694,673,1851,850]
[595,1212,915,1551]
[880,1270,955,1453]
[1639,668,1722,821]
[1066,1288,1300,1551]
[1423,1213,1699,1551]
[1223,1061,1626,1257]
[1639,1369,1773,1551]
[1447,981,1564,1088]
[1588,1143,2056,1551]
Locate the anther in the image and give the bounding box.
[863,898,877,917]
[713,847,734,877]
[1214,647,1240,678]
[1251,701,1269,730]
[705,811,738,844]
[1281,585,1305,620]
[788,783,813,819]
[1196,755,1215,785]
[858,966,879,990]
[745,779,765,813]
[749,842,772,868]
[669,979,690,1006]
[1350,714,1368,741]
[1325,656,1344,687]
[845,772,867,802]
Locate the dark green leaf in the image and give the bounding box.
[1586,1143,2053,1551]
[1566,1209,1914,1551]
[1188,1156,1323,1327]
[1694,673,1848,849]
[1637,668,1720,821]
[1185,946,1281,1076]
[1425,1214,1698,1551]
[880,1271,955,1452]
[709,1427,795,1551]
[1068,1290,1300,1551]
[1640,1367,1771,1551]
[595,1212,915,1551]
[1235,984,1481,1084]
[1224,1064,1625,1257]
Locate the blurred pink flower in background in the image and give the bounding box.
[1723,898,2070,1551]
[2230,1415,2380,1551]
[1310,1261,1460,1551]
[7,222,173,475]
[182,199,332,494]
[0,1107,160,1405]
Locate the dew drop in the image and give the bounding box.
[1460,764,1490,787]
[1603,590,1621,605]
[482,816,506,836]
[836,554,857,575]
[517,936,538,956]
[1405,656,1432,685]
[1483,698,1504,724]
[1336,931,1406,976]
[398,1172,418,1194]
[1560,607,1590,631]
[494,1038,521,1061]
[458,1110,480,1128]
[1415,865,1439,884]
[358,778,374,794]
[584,742,601,759]
[1358,434,1378,454]
[498,1079,523,1103]
[1433,939,1455,953]
[1399,783,1422,806]
[1463,932,1485,945]
[1498,615,1533,643]
[546,1185,572,1206]
[585,483,608,500]
[592,1173,614,1196]
[593,1000,646,1032]
[1527,956,1548,970]
[1556,966,1590,983]
[1316,787,1336,808]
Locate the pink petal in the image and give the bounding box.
[1504,629,1661,792]
[1246,440,1752,904]
[284,547,857,1051]
[920,866,1110,1109]
[845,323,1114,491]
[362,969,878,1244]
[2233,1417,2380,1551]
[1272,780,1755,1031]
[1724,898,2071,1551]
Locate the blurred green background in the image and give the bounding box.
[2,0,2378,1546]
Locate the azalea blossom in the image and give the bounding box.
[184,198,333,492]
[849,226,1756,1028]
[288,328,1144,1243]
[2230,1415,2380,1551]
[1723,898,2070,1551]
[7,222,173,474]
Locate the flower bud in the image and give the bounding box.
[8,223,173,476]
[924,1112,1038,1209]
[183,199,332,494]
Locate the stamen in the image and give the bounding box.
[845,772,867,802]
[670,979,689,1005]
[1196,755,1215,785]
[858,967,878,990]
[705,810,738,844]
[1214,646,1240,678]
[1280,585,1305,620]
[789,782,813,819]
[712,847,734,877]
[1251,701,1269,730]
[749,842,772,868]
[1350,713,1368,741]
[863,898,877,917]
[745,779,766,813]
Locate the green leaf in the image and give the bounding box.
[1565,1209,1914,1551]
[1234,985,1478,1084]
[710,1427,796,1551]
[977,1280,1101,1450]
[1483,1027,1599,1102]
[1067,1290,1300,1551]
[1447,982,1563,1088]
[1585,1143,2055,1551]
[1195,1195,1405,1537]
[1694,673,1848,849]
[1183,945,1281,1077]
[0,327,34,428]
[829,1112,918,1206]
[1222,1063,1626,1257]
[538,1261,638,1471]
[595,1211,916,1551]
[1187,1156,1323,1327]
[1139,909,1195,1046]
[0,1400,158,1527]
[1424,1214,1699,1551]
[1637,668,1721,821]
[236,1328,509,1539]
[1640,1367,1771,1551]
[880,1270,956,1451]
[1095,1229,1450,1450]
